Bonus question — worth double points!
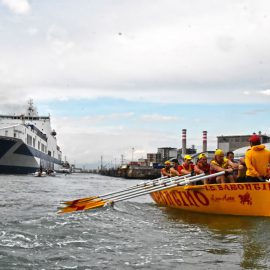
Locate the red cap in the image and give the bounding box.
[248,134,261,143]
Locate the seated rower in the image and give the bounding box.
[194,153,210,184]
[170,158,181,176]
[210,149,236,184]
[226,151,239,181]
[161,160,180,177]
[236,157,247,182]
[178,155,194,176]
[160,160,171,177]
[245,134,270,182]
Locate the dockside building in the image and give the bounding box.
[217,132,270,152]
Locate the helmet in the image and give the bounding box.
[184,155,192,160]
[215,149,224,156]
[198,153,207,159]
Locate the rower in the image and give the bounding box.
[236,157,247,182]
[160,160,180,178]
[194,153,210,184]
[226,151,239,181]
[178,155,194,176]
[170,159,180,176]
[245,134,270,182]
[160,161,171,177]
[210,149,235,184]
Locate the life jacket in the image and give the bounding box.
[161,167,171,175]
[210,158,228,174]
[196,161,210,174]
[178,163,194,174]
[211,158,228,168]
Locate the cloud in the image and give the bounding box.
[51,114,135,135]
[50,112,218,165]
[1,0,270,167]
[47,25,75,55]
[49,113,184,164]
[1,0,30,14]
[140,114,180,122]
[1,1,270,105]
[243,108,270,115]
[26,27,38,36]
[0,87,269,108]
[260,89,270,95]
[54,123,178,164]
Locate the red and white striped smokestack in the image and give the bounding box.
[203,130,207,153]
[182,129,187,156]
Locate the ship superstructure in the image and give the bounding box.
[0,100,63,174]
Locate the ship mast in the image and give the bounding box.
[26,99,38,117]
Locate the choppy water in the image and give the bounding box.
[0,173,270,270]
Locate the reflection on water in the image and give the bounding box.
[241,237,267,269]
[162,208,255,232]
[161,207,270,269]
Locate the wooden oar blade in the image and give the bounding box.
[58,199,108,214]
[62,196,99,206]
[83,200,108,211]
[58,205,79,214]
[66,197,103,208]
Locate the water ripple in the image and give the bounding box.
[0,174,270,270]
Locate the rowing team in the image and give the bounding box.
[161,134,270,184]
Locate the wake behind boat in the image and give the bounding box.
[0,100,64,174]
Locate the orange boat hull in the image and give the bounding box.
[150,182,270,217]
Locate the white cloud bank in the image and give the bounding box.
[260,89,270,95]
[1,1,270,166]
[51,115,176,163]
[1,0,30,14]
[0,0,270,105]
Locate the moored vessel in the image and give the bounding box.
[0,100,63,174]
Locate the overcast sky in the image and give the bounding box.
[1,0,270,168]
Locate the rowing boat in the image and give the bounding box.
[150,182,270,217]
[59,172,270,217]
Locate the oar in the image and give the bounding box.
[89,171,226,210]
[62,174,186,207]
[104,171,225,205]
[59,174,190,212]
[62,175,167,206]
[58,174,192,213]
[58,173,205,214]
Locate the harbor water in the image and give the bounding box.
[0,173,270,270]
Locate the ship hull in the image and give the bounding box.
[150,182,270,217]
[0,136,62,174]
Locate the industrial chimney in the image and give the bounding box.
[182,129,187,156]
[203,130,207,153]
